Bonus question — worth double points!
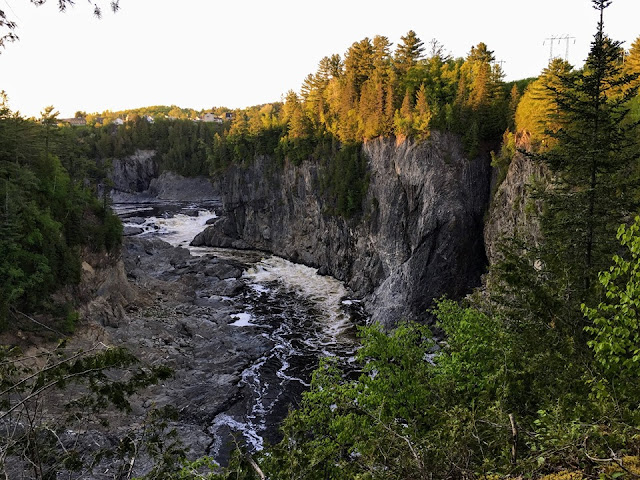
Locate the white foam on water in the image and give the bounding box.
[243,256,354,343]
[250,284,271,294]
[118,207,217,252]
[230,312,257,327]
[116,203,363,459]
[153,210,217,249]
[209,414,264,452]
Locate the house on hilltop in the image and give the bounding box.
[59,117,87,127]
[203,112,223,123]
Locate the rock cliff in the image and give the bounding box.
[110,150,217,202]
[193,134,492,326]
[110,149,159,198]
[483,133,548,264]
[147,171,218,202]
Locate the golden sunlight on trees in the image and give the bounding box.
[515,58,572,148]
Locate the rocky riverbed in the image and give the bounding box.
[110,236,274,463]
[45,200,362,478]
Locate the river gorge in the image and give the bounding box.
[63,132,532,477]
[76,200,356,471]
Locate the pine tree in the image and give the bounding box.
[344,38,374,97]
[393,89,414,137]
[507,84,520,131]
[394,30,425,76]
[515,58,572,146]
[372,35,393,73]
[624,35,640,86]
[413,83,432,138]
[539,0,640,298]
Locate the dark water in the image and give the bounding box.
[115,201,366,458]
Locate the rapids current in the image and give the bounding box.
[115,202,365,458]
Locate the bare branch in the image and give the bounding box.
[583,436,640,478]
[0,367,111,422]
[0,342,108,398]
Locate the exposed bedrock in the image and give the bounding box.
[483,135,547,265]
[109,150,217,202]
[193,134,492,327]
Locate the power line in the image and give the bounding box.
[543,35,576,62]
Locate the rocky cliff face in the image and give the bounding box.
[110,150,218,202]
[193,134,491,327]
[483,134,548,264]
[110,149,159,197]
[147,171,219,202]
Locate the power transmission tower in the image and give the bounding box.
[559,34,576,61]
[544,35,576,62]
[544,36,559,62]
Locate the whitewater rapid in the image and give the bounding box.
[117,203,363,457]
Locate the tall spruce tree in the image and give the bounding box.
[394,30,425,75]
[540,0,640,297]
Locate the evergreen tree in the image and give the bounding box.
[344,38,374,97]
[393,89,414,137]
[539,0,640,298]
[413,83,432,138]
[625,35,640,89]
[507,84,520,131]
[625,36,640,70]
[515,58,573,146]
[394,30,425,75]
[372,35,393,73]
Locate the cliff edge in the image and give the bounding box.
[193,134,491,326]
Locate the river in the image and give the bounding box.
[115,201,365,460]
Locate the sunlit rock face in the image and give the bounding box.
[195,133,491,327]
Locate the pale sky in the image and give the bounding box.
[1,0,639,118]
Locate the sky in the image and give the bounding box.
[1,0,639,118]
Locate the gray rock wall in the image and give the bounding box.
[110,149,159,195]
[483,135,547,264]
[194,134,492,326]
[148,171,218,202]
[110,150,217,202]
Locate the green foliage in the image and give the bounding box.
[261,298,591,479]
[228,31,512,150]
[583,217,640,403]
[321,143,369,218]
[0,92,122,331]
[515,58,573,148]
[490,129,516,188]
[625,35,640,91]
[264,322,436,480]
[258,275,639,479]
